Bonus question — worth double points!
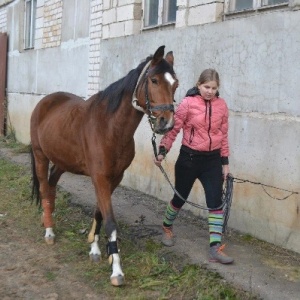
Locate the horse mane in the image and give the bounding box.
[93,55,153,113]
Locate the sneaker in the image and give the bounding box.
[162,225,175,247]
[209,243,234,264]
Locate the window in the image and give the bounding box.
[233,0,253,11]
[24,0,37,49]
[144,0,177,28]
[261,0,287,6]
[228,0,287,12]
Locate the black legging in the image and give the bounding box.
[171,148,223,210]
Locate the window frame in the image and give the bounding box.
[143,0,177,29]
[225,0,288,14]
[24,0,37,50]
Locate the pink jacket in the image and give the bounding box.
[160,95,229,158]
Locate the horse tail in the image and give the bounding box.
[30,146,41,206]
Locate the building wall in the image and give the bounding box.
[1,0,299,253]
[0,6,7,31]
[4,0,90,142]
[87,0,102,96]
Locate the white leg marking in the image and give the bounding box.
[89,234,101,257]
[45,228,55,239]
[109,230,124,279]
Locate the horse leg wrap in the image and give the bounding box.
[42,198,54,228]
[107,241,118,256]
[107,241,119,265]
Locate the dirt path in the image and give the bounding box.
[0,222,102,300]
[1,147,300,300]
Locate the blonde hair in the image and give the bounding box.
[197,69,220,87]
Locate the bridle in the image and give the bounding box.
[132,60,175,131]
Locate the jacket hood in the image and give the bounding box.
[185,86,220,98]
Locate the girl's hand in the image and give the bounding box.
[222,164,229,180]
[154,154,164,167]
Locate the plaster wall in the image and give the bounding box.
[8,43,89,95]
[7,93,41,142]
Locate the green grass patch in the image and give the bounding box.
[0,147,258,300]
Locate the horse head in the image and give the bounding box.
[134,45,178,134]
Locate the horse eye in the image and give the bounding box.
[151,78,158,84]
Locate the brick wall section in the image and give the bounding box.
[102,0,141,40]
[176,0,224,28]
[0,7,6,32]
[35,0,45,49]
[87,0,103,97]
[42,0,63,48]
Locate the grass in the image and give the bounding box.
[0,139,258,299]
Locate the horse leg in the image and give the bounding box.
[41,163,64,244]
[88,208,103,262]
[107,227,124,286]
[92,175,124,286]
[32,149,55,244]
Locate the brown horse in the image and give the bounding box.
[30,45,178,286]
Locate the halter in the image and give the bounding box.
[132,60,174,131]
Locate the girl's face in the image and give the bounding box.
[198,80,218,101]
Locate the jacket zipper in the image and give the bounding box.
[208,101,212,151]
[189,101,212,150]
[189,127,194,144]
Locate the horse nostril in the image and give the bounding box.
[159,117,167,128]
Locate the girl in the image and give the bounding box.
[154,69,233,264]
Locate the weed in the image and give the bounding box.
[45,271,57,281]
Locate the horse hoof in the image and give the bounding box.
[111,275,125,287]
[89,254,101,262]
[45,237,55,245]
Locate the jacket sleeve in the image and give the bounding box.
[159,98,189,152]
[220,101,230,163]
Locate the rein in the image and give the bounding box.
[151,134,234,233]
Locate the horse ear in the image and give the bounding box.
[152,45,165,66]
[165,51,174,66]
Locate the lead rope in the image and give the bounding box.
[151,133,234,233]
